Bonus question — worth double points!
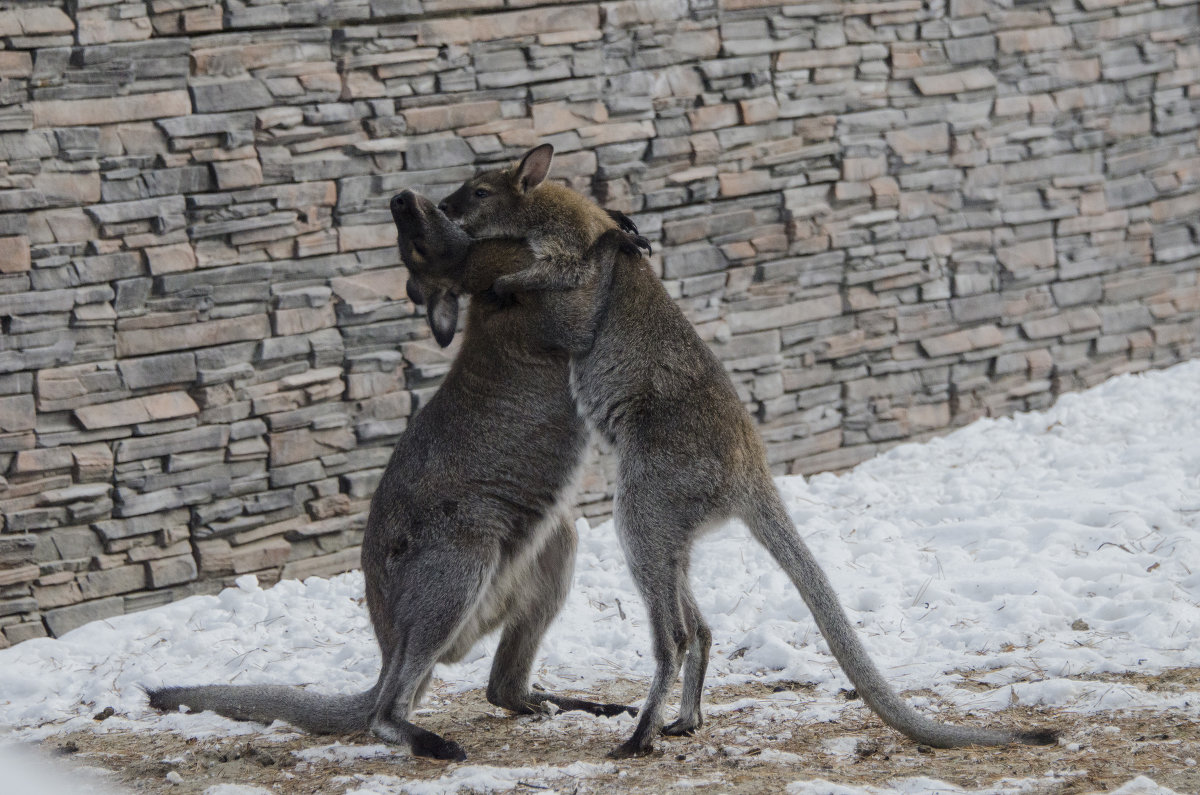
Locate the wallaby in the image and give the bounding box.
[441,145,1058,757]
[146,191,634,761]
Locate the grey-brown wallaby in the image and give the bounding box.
[146,192,634,761]
[441,144,1058,757]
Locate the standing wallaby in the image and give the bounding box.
[441,145,1058,757]
[146,192,633,761]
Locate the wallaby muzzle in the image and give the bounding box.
[390,190,465,348]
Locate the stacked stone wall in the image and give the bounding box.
[1,0,1198,644]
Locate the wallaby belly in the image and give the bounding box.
[436,499,577,666]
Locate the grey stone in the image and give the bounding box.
[0,394,34,432]
[1104,176,1157,209]
[147,555,198,589]
[118,352,198,390]
[663,246,728,280]
[157,112,256,138]
[114,278,153,314]
[1,597,39,618]
[75,252,144,284]
[115,481,230,517]
[404,136,475,170]
[190,80,275,113]
[114,426,229,463]
[87,196,185,225]
[270,460,325,488]
[44,596,124,637]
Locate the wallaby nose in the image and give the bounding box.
[390,193,406,210]
[437,200,449,213]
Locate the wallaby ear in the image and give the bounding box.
[514,144,554,193]
[406,278,425,306]
[427,290,460,348]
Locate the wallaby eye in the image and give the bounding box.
[474,188,490,199]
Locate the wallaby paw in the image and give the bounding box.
[607,229,649,257]
[410,729,467,762]
[605,208,640,236]
[662,719,700,736]
[607,738,656,759]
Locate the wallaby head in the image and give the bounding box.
[391,189,472,348]
[438,144,554,238]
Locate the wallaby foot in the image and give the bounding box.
[488,689,636,719]
[662,716,701,736]
[371,716,466,761]
[607,736,658,759]
[410,728,467,762]
[530,693,637,718]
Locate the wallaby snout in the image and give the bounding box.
[438,188,467,223]
[390,190,471,348]
[390,190,419,222]
[390,190,431,240]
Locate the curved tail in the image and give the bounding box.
[146,682,379,735]
[743,492,1056,748]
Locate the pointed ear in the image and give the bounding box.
[427,290,460,348]
[514,144,553,193]
[406,278,425,306]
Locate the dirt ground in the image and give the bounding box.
[29,668,1200,794]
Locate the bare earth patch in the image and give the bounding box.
[32,669,1200,794]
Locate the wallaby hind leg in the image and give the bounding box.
[609,512,694,758]
[663,584,711,737]
[369,543,499,761]
[487,513,635,719]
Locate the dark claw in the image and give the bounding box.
[606,209,639,235]
[616,232,650,257]
[605,210,652,255]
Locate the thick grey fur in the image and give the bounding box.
[442,145,1058,758]
[146,192,633,761]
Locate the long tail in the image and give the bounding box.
[145,682,379,735]
[744,493,1056,748]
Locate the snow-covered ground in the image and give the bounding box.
[2,361,1199,795]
